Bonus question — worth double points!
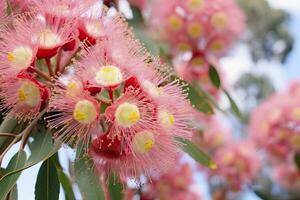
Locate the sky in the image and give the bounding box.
[1,1,300,200]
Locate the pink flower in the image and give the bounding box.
[0,73,49,121]
[213,141,260,191]
[149,0,245,57]
[128,0,148,10]
[249,85,300,162]
[0,15,38,77]
[47,79,100,144]
[272,161,300,190]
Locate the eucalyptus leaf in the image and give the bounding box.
[224,90,242,118]
[176,137,216,169]
[133,29,159,56]
[208,65,221,88]
[294,151,300,170]
[74,150,105,200]
[51,154,75,200]
[35,158,60,200]
[0,150,26,200]
[109,173,124,200]
[0,128,61,182]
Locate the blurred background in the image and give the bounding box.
[2,0,300,199]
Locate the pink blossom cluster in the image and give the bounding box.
[192,116,231,152]
[249,81,300,190]
[213,141,260,191]
[149,0,245,57]
[125,162,202,200]
[0,0,192,179]
[249,85,300,161]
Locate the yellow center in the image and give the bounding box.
[291,135,300,150]
[7,46,33,70]
[168,15,183,31]
[132,131,155,154]
[209,40,224,52]
[17,81,41,107]
[66,80,82,96]
[73,100,97,124]
[177,42,192,52]
[191,56,205,66]
[39,29,61,48]
[142,80,163,97]
[186,0,204,12]
[158,110,175,128]
[211,12,228,29]
[85,21,104,38]
[115,102,140,127]
[292,107,300,120]
[187,22,203,39]
[95,65,123,87]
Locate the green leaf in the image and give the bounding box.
[294,151,300,170]
[128,5,144,28]
[176,137,216,169]
[254,189,281,200]
[0,127,61,182]
[223,90,242,118]
[0,150,27,200]
[6,184,18,200]
[74,149,105,200]
[183,81,214,114]
[35,158,60,200]
[108,174,124,200]
[208,65,221,88]
[51,154,75,200]
[0,117,17,154]
[132,29,159,56]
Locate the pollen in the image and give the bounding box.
[177,42,192,52]
[158,110,175,128]
[66,80,82,96]
[115,102,140,127]
[73,100,97,124]
[95,65,123,87]
[209,39,224,52]
[7,46,33,69]
[187,22,203,39]
[132,131,155,154]
[292,107,300,120]
[85,21,104,38]
[142,80,163,97]
[39,29,61,48]
[191,56,205,66]
[168,15,183,31]
[186,0,204,12]
[211,12,228,29]
[17,81,41,107]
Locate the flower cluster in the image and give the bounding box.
[212,141,260,191]
[149,0,245,58]
[249,81,300,190]
[249,83,300,162]
[125,161,202,200]
[0,1,192,179]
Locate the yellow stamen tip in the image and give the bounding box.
[115,102,140,127]
[132,131,155,154]
[95,65,123,87]
[158,110,175,128]
[17,81,41,107]
[209,160,217,170]
[73,100,97,124]
[187,22,203,39]
[168,15,183,31]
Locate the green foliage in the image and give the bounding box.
[224,89,242,119]
[35,158,60,200]
[0,127,61,182]
[74,148,105,200]
[176,137,216,169]
[208,65,221,89]
[0,150,26,200]
[237,0,294,62]
[108,173,124,200]
[294,152,300,170]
